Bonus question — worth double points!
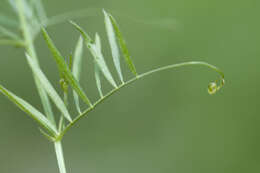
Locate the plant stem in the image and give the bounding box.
[54,141,67,173]
[56,61,224,140]
[55,89,69,173]
[16,1,65,172]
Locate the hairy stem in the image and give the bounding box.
[56,61,224,140]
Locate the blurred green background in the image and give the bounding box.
[0,0,259,172]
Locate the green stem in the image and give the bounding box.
[56,88,69,173]
[59,89,68,132]
[16,1,65,172]
[139,61,224,79]
[54,141,67,173]
[56,61,224,140]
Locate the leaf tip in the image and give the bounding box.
[69,20,76,25]
[40,26,47,34]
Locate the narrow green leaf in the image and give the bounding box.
[95,33,102,51]
[0,85,57,135]
[72,36,83,114]
[94,34,103,97]
[0,26,20,40]
[26,53,72,122]
[14,0,56,128]
[39,128,55,142]
[35,78,56,127]
[68,53,73,70]
[58,115,65,132]
[69,21,92,43]
[94,33,117,88]
[94,63,103,98]
[41,27,93,107]
[103,9,124,83]
[70,21,117,88]
[108,13,138,76]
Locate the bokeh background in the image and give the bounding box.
[0,0,259,172]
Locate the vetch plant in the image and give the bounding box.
[0,0,225,172]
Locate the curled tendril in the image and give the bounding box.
[208,78,225,95]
